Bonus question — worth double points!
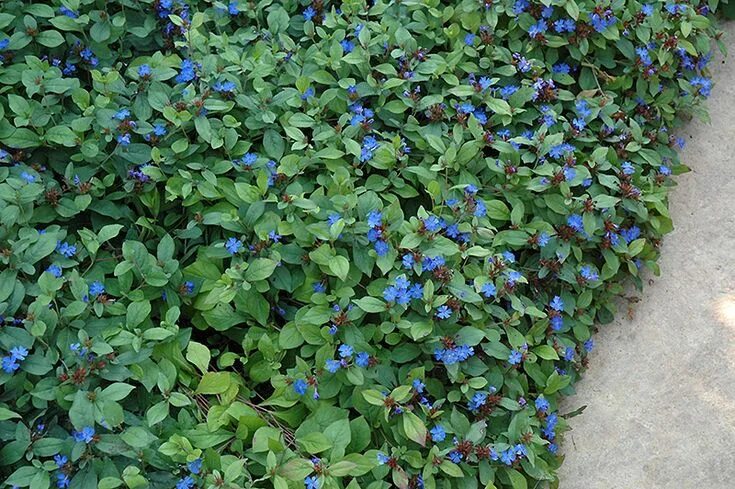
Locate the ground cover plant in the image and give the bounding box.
[0,0,723,487]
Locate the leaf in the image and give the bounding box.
[328,255,350,281]
[296,432,332,453]
[402,412,427,447]
[101,383,136,402]
[186,341,211,374]
[245,258,278,282]
[126,300,151,328]
[353,297,386,313]
[196,372,231,395]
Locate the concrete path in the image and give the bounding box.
[559,22,735,489]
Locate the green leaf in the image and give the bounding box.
[245,258,278,282]
[126,300,151,328]
[186,341,211,374]
[196,372,231,395]
[402,412,427,447]
[353,297,386,313]
[328,255,350,281]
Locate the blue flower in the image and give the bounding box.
[305,476,320,489]
[529,19,547,38]
[374,240,389,256]
[535,396,550,412]
[89,281,105,296]
[176,476,195,489]
[47,264,63,278]
[303,6,317,21]
[580,265,599,281]
[213,80,236,94]
[338,344,354,358]
[367,210,383,228]
[448,451,463,463]
[620,226,641,243]
[117,133,131,146]
[187,458,203,474]
[355,351,370,368]
[360,135,379,162]
[10,346,28,361]
[435,305,452,319]
[175,59,198,84]
[538,232,550,247]
[293,378,308,395]
[550,296,564,311]
[377,452,390,465]
[59,6,78,18]
[402,253,414,269]
[552,63,570,74]
[464,33,475,46]
[114,108,130,120]
[621,161,635,175]
[481,282,496,298]
[474,199,487,217]
[584,339,595,352]
[340,39,355,53]
[72,426,95,443]
[551,316,564,331]
[56,473,70,489]
[567,214,584,232]
[506,270,523,286]
[228,1,239,15]
[430,425,446,442]
[325,359,341,373]
[138,64,152,77]
[422,255,445,271]
[659,165,672,176]
[564,346,575,361]
[1,356,19,374]
[508,349,523,365]
[21,172,36,183]
[434,345,474,365]
[225,237,243,255]
[54,454,68,468]
[422,215,443,233]
[500,449,516,465]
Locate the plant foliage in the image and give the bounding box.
[0,0,722,488]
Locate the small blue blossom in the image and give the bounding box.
[580,265,599,281]
[508,349,523,365]
[435,305,452,320]
[72,426,95,443]
[481,282,496,298]
[338,344,354,358]
[176,476,195,489]
[138,64,152,77]
[325,359,341,373]
[57,241,77,258]
[303,6,317,21]
[305,476,320,489]
[225,237,243,255]
[355,351,370,368]
[187,458,203,474]
[89,281,105,297]
[448,450,463,463]
[535,396,550,412]
[293,378,308,395]
[430,425,446,442]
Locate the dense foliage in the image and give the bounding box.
[0,0,722,488]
